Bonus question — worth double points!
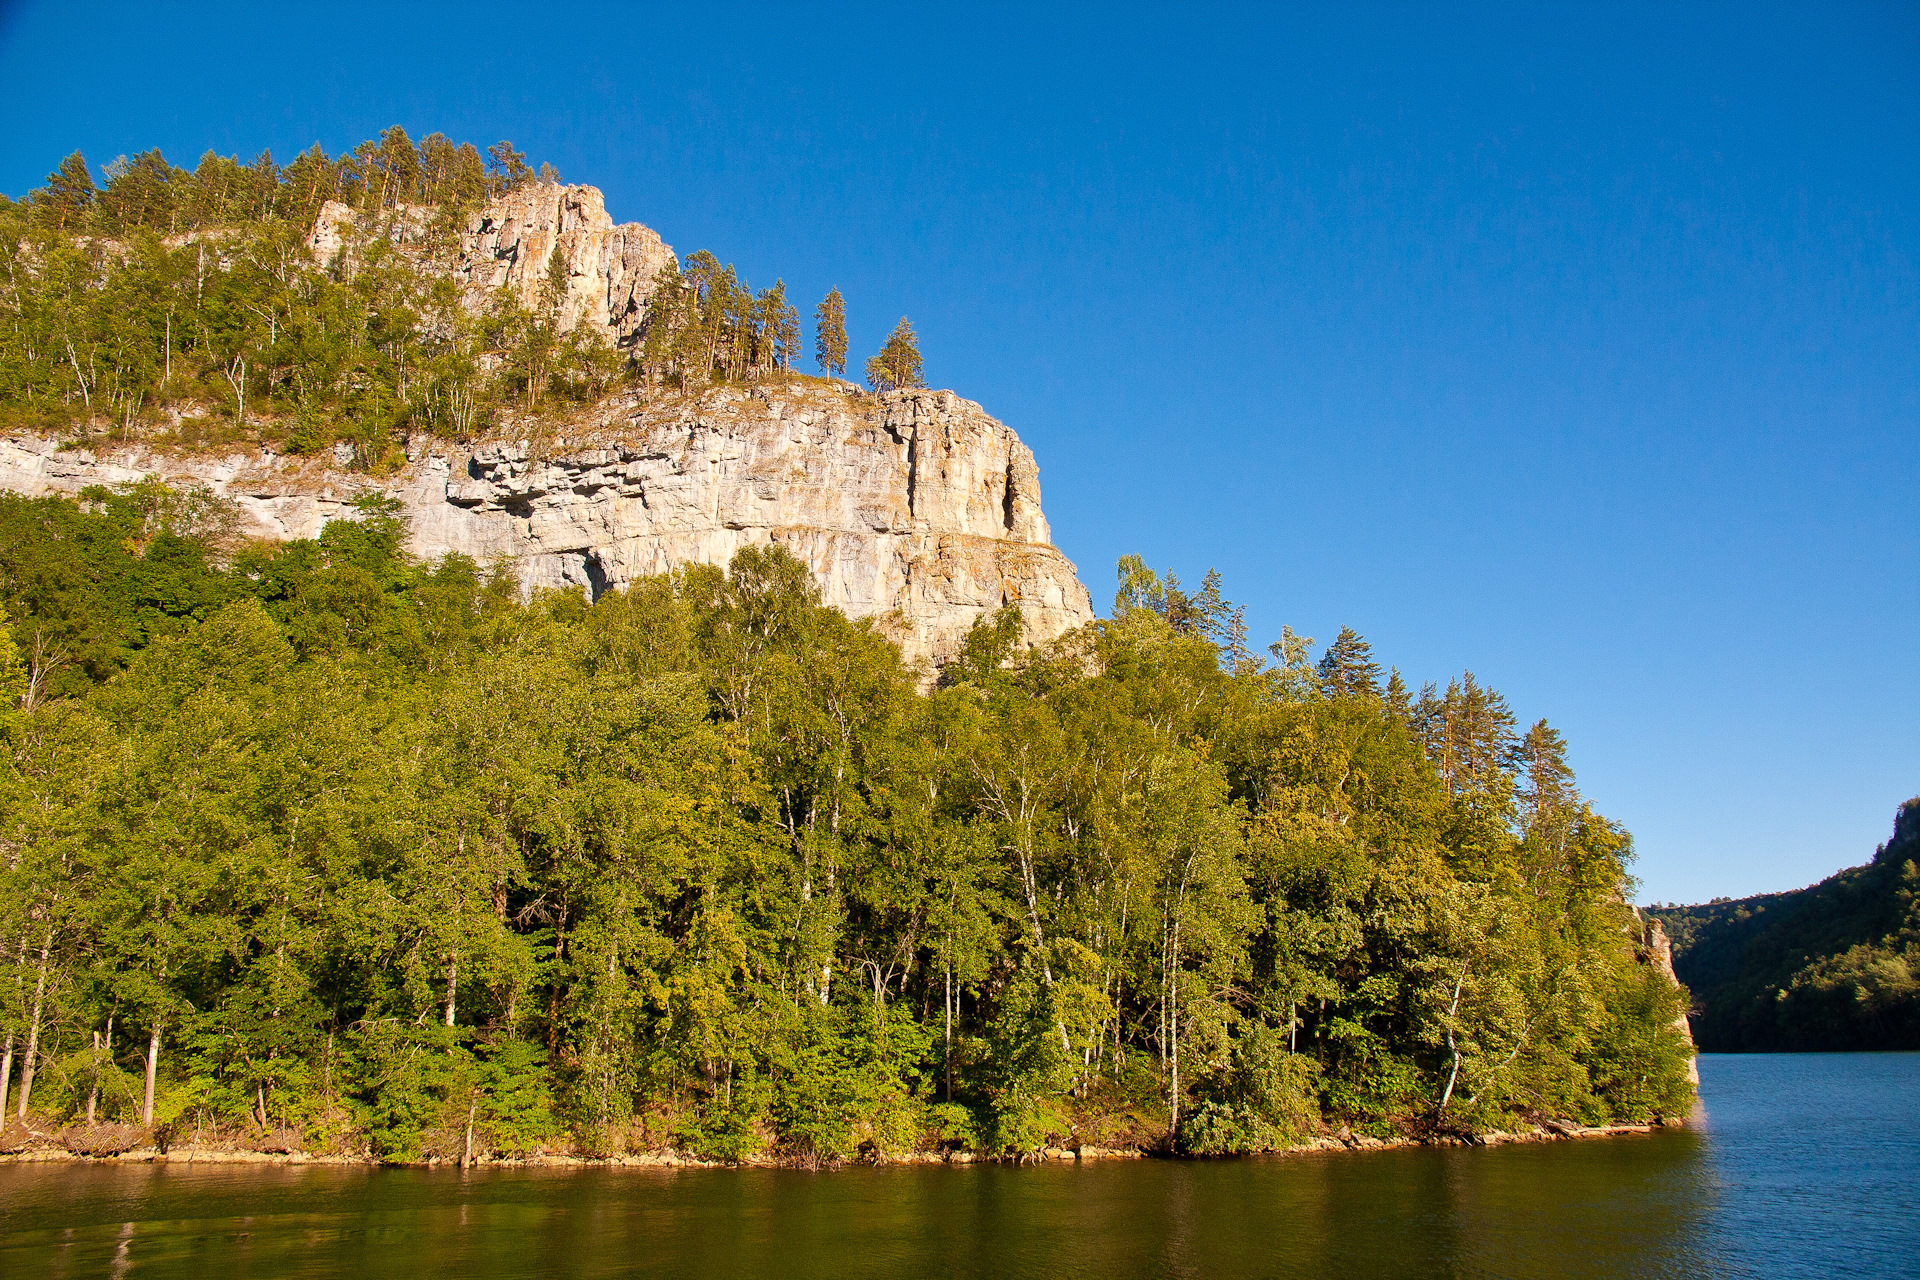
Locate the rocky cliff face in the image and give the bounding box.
[0,384,1095,673]
[1641,915,1701,1085]
[307,182,678,347]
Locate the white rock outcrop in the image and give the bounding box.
[308,183,677,347]
[0,384,1095,673]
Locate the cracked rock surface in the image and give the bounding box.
[0,385,1095,673]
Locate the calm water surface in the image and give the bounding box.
[0,1053,1914,1278]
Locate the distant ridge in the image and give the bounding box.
[1651,800,1920,1051]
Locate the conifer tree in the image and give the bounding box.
[99,150,181,233]
[767,280,800,369]
[485,141,533,192]
[1384,668,1411,718]
[866,317,924,392]
[1317,626,1382,698]
[375,126,420,207]
[280,144,340,227]
[1517,718,1575,829]
[37,152,96,229]
[543,244,569,311]
[814,288,847,377]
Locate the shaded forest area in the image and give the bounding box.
[0,487,1694,1163]
[1651,803,1920,1052]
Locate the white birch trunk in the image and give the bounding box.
[142,1018,162,1128]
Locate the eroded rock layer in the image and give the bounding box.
[0,385,1095,672]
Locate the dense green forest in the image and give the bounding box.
[1650,803,1920,1052]
[0,484,1692,1163]
[0,130,919,467]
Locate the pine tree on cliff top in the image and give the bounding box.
[35,151,96,229]
[766,280,801,369]
[866,317,924,392]
[814,288,848,377]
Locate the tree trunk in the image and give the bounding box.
[546,909,567,1055]
[0,1029,13,1123]
[16,925,53,1119]
[944,956,953,1103]
[1438,963,1469,1113]
[461,1096,476,1170]
[86,1030,101,1124]
[1167,916,1182,1134]
[142,1017,163,1128]
[1013,839,1071,1054]
[444,950,458,1027]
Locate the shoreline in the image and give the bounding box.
[0,1119,1681,1171]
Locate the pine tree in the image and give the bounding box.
[243,150,279,221]
[1384,668,1411,718]
[1429,672,1518,797]
[376,126,421,206]
[814,288,847,377]
[767,280,800,369]
[281,144,340,227]
[1317,626,1382,699]
[485,141,532,192]
[866,317,924,392]
[542,244,570,312]
[639,260,686,381]
[1518,718,1576,830]
[37,151,96,229]
[99,150,181,233]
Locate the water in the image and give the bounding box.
[0,1054,1913,1278]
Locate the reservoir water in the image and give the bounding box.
[1,1053,1914,1278]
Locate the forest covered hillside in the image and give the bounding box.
[0,130,1092,669]
[0,128,908,461]
[0,134,1694,1165]
[1650,801,1920,1052]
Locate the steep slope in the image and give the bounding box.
[0,381,1095,672]
[1650,799,1920,1051]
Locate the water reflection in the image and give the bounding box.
[1,1141,1712,1279]
[3,1054,1914,1280]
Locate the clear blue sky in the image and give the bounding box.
[1,1,1914,904]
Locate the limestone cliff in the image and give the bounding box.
[1641,915,1701,1085]
[307,182,677,347]
[0,383,1095,673]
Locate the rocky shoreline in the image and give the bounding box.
[0,1119,1682,1171]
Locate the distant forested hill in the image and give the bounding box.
[1650,801,1920,1051]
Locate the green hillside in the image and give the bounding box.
[0,132,1694,1163]
[1650,801,1920,1051]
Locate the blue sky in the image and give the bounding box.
[1,1,1914,903]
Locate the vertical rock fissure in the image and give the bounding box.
[906,426,919,519]
[1002,456,1017,533]
[582,555,611,602]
